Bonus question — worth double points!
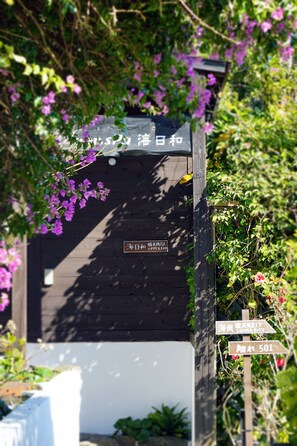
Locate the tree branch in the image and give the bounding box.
[177,0,238,45]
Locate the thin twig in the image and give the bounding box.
[22,129,55,174]
[177,0,238,45]
[16,0,63,70]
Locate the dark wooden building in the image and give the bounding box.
[28,155,193,343]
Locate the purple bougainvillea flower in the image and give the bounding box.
[52,220,63,235]
[41,105,51,115]
[271,6,285,21]
[276,22,285,32]
[203,122,214,134]
[10,92,20,103]
[207,74,217,86]
[193,103,205,119]
[0,249,8,264]
[133,71,142,83]
[0,267,12,290]
[66,75,75,84]
[200,89,212,105]
[73,84,82,94]
[261,20,272,32]
[39,224,48,234]
[68,180,76,190]
[47,91,55,103]
[0,293,10,312]
[225,46,234,59]
[196,26,204,38]
[280,45,294,61]
[62,113,69,122]
[171,65,177,75]
[153,53,162,64]
[79,199,87,209]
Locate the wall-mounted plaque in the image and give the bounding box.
[123,240,169,253]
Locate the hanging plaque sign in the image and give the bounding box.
[123,240,169,253]
[74,116,192,156]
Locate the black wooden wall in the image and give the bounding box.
[27,156,192,342]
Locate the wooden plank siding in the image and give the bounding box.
[192,124,216,446]
[27,156,193,342]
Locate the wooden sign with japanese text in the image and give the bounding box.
[228,340,289,355]
[123,240,169,253]
[216,319,276,335]
[75,116,191,156]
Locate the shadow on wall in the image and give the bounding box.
[28,155,193,342]
[27,341,194,435]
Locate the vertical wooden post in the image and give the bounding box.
[242,309,253,446]
[12,237,27,343]
[192,121,216,446]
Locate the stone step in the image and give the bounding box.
[80,434,189,446]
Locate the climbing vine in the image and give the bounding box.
[206,62,297,445]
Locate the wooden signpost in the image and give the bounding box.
[216,309,289,446]
[229,340,289,355]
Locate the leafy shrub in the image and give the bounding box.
[114,404,190,441]
[147,404,190,439]
[0,320,58,421]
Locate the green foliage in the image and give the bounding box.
[114,417,158,442]
[206,60,297,445]
[0,321,57,384]
[0,1,296,236]
[0,321,27,380]
[277,367,297,444]
[147,404,190,439]
[114,404,190,441]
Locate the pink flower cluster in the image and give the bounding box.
[41,91,55,115]
[40,74,82,117]
[0,241,22,312]
[66,75,82,94]
[266,294,286,305]
[254,272,266,283]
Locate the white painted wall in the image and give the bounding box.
[28,341,194,435]
[0,369,82,446]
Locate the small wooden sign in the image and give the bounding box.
[229,340,289,355]
[123,240,169,253]
[216,319,275,335]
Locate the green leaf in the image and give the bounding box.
[41,71,49,85]
[13,54,26,64]
[0,56,11,67]
[23,64,33,75]
[32,64,40,75]
[248,300,257,309]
